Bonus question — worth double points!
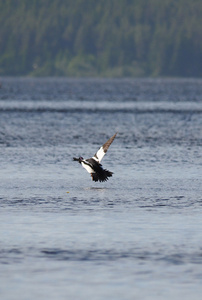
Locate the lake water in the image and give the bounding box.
[0,78,202,300]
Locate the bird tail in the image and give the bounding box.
[91,169,113,182]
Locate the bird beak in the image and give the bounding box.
[73,157,79,161]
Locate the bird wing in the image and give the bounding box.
[93,133,117,163]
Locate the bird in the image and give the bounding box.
[73,133,117,182]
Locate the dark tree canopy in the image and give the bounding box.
[0,0,201,77]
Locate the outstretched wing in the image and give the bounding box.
[93,132,117,163]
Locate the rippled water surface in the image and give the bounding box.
[0,78,202,300]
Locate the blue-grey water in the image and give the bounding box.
[0,78,202,300]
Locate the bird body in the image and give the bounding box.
[73,133,117,182]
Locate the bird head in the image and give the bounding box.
[79,157,83,163]
[73,157,83,163]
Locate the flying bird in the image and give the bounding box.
[73,133,117,182]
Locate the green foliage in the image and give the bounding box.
[0,0,201,77]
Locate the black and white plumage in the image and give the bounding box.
[73,133,117,182]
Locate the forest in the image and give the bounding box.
[0,0,201,77]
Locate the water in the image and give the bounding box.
[0,78,202,300]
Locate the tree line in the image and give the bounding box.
[0,0,201,77]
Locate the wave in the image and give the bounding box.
[1,100,202,113]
